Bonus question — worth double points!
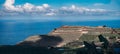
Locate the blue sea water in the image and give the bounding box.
[0,20,120,45]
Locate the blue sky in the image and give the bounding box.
[0,0,119,9]
[0,0,111,5]
[0,0,120,21]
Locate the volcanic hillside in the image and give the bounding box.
[18,26,120,47]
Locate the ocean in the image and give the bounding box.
[0,20,120,45]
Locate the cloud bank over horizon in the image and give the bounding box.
[0,0,120,16]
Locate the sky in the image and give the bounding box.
[0,0,120,21]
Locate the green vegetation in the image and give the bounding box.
[64,41,83,48]
[103,33,120,37]
[79,33,120,43]
[79,34,99,42]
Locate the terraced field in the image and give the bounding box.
[18,26,120,47]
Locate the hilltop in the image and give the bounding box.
[17,26,120,47]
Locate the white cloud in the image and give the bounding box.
[42,4,50,8]
[46,12,56,16]
[3,0,16,10]
[3,0,50,12]
[59,5,108,16]
[1,0,120,16]
[23,3,34,12]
